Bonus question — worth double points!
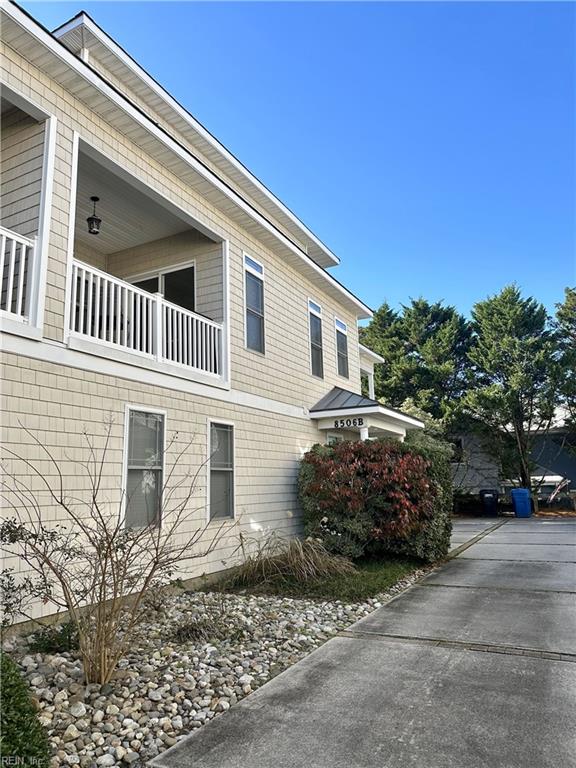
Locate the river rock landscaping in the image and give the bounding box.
[3,570,426,768]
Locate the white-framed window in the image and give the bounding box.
[335,318,349,378]
[123,406,165,528]
[130,261,196,313]
[308,299,324,378]
[326,432,344,446]
[244,254,265,354]
[209,421,235,520]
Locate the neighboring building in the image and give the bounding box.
[450,434,501,496]
[0,5,423,616]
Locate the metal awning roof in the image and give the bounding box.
[310,387,380,412]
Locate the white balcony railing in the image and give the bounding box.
[69,260,223,377]
[0,226,35,321]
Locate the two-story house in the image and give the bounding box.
[0,4,423,612]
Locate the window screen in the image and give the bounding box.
[210,423,234,519]
[125,410,164,527]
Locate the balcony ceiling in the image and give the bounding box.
[75,152,202,254]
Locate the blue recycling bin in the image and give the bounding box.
[511,488,532,518]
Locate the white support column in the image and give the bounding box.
[32,115,57,330]
[368,372,375,400]
[221,239,231,388]
[360,426,370,441]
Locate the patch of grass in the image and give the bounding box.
[223,556,420,602]
[224,535,357,590]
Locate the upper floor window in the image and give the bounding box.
[309,300,324,378]
[244,255,265,354]
[132,263,195,313]
[124,408,165,528]
[335,318,349,378]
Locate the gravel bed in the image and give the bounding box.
[4,569,427,768]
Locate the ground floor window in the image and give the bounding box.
[124,408,165,527]
[209,422,234,519]
[326,432,344,446]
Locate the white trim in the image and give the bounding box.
[2,3,372,318]
[63,132,80,343]
[308,297,324,379]
[77,136,223,244]
[67,334,224,387]
[311,405,425,430]
[0,315,43,340]
[334,316,349,379]
[1,333,308,420]
[126,259,197,312]
[122,403,167,528]
[359,343,385,364]
[52,13,340,268]
[206,418,236,524]
[33,115,57,330]
[0,82,50,121]
[222,240,231,388]
[243,252,265,355]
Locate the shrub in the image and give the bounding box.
[224,533,356,589]
[0,653,51,767]
[299,438,452,562]
[28,620,79,654]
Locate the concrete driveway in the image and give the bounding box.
[152,518,576,768]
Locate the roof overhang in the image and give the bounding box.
[311,404,425,432]
[359,343,385,365]
[1,3,372,319]
[52,11,340,268]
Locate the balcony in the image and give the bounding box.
[64,143,229,387]
[69,259,224,380]
[0,226,41,335]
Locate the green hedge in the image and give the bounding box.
[0,653,51,767]
[299,438,452,563]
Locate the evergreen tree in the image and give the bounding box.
[359,298,472,419]
[463,285,563,490]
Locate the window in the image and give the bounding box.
[132,264,195,313]
[124,408,164,527]
[335,318,349,378]
[209,422,234,519]
[244,255,265,353]
[309,300,323,378]
[327,433,344,446]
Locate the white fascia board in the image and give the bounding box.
[52,13,340,268]
[359,344,385,364]
[310,405,424,430]
[5,4,370,319]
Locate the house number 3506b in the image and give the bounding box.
[334,417,364,429]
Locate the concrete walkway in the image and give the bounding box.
[152,518,576,768]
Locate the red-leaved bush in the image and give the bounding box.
[299,440,440,560]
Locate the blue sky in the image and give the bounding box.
[22,1,575,318]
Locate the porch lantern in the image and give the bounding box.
[87,196,102,235]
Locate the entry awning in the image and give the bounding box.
[309,387,424,440]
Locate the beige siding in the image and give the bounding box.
[73,238,107,270]
[0,106,44,238]
[1,41,364,403]
[1,351,323,619]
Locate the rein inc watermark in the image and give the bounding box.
[1,758,47,766]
